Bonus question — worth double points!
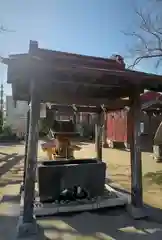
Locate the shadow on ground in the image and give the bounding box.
[0,211,51,240]
[74,138,95,145]
[0,214,18,240]
[38,207,162,240]
[1,178,162,239]
[0,153,24,179]
[2,193,162,240]
[0,152,24,189]
[107,136,153,153]
[0,215,50,240]
[144,170,162,185]
[36,180,162,239]
[0,185,50,240]
[110,145,153,154]
[106,178,162,224]
[0,210,50,240]
[0,141,24,147]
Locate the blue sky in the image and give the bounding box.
[0,0,159,96]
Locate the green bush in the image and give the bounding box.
[39,118,49,137]
[1,125,13,136]
[0,125,19,141]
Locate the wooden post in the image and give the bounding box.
[20,109,30,193]
[95,112,102,160]
[23,81,40,223]
[73,111,77,125]
[129,88,143,208]
[75,111,80,133]
[147,112,153,148]
[102,109,108,148]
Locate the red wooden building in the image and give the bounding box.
[106,91,162,149]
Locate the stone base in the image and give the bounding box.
[153,145,162,163]
[20,184,128,217]
[154,157,162,163]
[153,155,162,163]
[126,204,148,220]
[16,216,38,239]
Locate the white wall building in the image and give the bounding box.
[6,96,29,138]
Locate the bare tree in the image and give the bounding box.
[0,23,15,63]
[0,24,8,33]
[0,22,14,34]
[124,1,162,69]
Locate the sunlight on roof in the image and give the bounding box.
[119,226,162,235]
[119,226,146,234]
[96,232,116,239]
[145,228,162,234]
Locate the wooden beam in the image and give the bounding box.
[45,78,122,89]
[21,109,30,191]
[102,109,108,148]
[95,113,103,160]
[76,106,100,113]
[45,95,130,109]
[50,100,131,113]
[129,88,143,208]
[40,82,130,98]
[23,81,40,223]
[142,100,162,110]
[50,104,101,113]
[72,104,77,112]
[51,109,74,115]
[11,82,131,106]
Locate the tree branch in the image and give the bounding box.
[0,25,15,33]
[124,3,162,69]
[128,53,162,69]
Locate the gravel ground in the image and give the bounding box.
[73,142,162,209]
[0,141,162,239]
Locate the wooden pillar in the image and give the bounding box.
[23,81,40,223]
[95,112,102,160]
[129,89,143,208]
[102,110,108,148]
[21,109,30,192]
[75,111,80,133]
[148,112,153,139]
[73,111,77,125]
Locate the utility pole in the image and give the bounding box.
[0,83,4,132]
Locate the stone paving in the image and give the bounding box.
[0,142,162,239]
